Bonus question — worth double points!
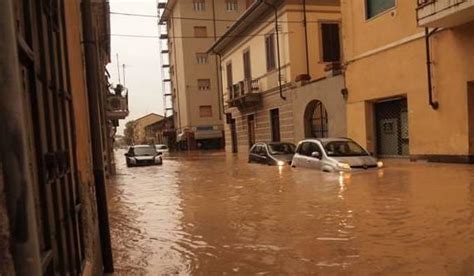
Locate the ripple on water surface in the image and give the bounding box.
[108,150,474,275]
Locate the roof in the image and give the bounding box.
[208,0,281,55]
[158,0,177,25]
[133,113,164,123]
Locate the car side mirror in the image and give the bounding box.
[124,153,129,157]
[311,151,321,159]
[157,152,163,156]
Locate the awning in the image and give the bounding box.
[194,129,222,140]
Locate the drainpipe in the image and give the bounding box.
[211,0,223,120]
[303,0,310,77]
[0,0,42,274]
[425,27,439,110]
[263,0,286,100]
[81,0,114,272]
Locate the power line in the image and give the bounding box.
[111,32,292,39]
[110,11,326,24]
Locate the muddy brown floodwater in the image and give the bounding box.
[107,150,474,275]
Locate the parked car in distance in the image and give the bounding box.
[249,142,296,166]
[155,144,169,155]
[291,138,383,172]
[125,145,163,167]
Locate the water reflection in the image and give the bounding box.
[108,151,474,275]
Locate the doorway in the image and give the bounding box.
[468,81,474,155]
[248,114,256,148]
[230,118,238,153]
[375,98,409,157]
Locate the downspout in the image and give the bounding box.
[81,0,115,272]
[212,0,223,120]
[425,27,439,110]
[263,0,286,100]
[303,0,310,77]
[0,0,42,274]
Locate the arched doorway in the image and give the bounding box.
[304,100,329,138]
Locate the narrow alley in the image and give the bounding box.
[109,151,474,275]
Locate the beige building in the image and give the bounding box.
[133,113,164,144]
[209,0,346,153]
[342,0,474,162]
[158,0,249,149]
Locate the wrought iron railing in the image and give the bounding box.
[228,79,260,101]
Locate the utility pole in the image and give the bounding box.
[123,64,126,86]
[117,53,121,84]
[81,0,114,272]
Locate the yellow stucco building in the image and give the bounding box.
[342,0,474,162]
[133,113,165,144]
[210,0,347,153]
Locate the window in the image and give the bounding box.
[194,26,207,38]
[366,0,395,19]
[196,53,208,64]
[193,0,206,11]
[243,50,251,80]
[198,79,211,90]
[199,105,213,117]
[226,0,238,11]
[270,108,280,142]
[304,100,329,138]
[226,62,233,90]
[248,114,256,147]
[265,33,276,71]
[321,23,341,62]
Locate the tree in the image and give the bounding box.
[123,120,135,145]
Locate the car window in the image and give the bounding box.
[323,140,368,157]
[268,143,295,155]
[157,145,168,150]
[133,146,156,156]
[308,143,322,158]
[250,145,258,153]
[299,142,312,156]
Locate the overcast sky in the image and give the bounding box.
[107,0,163,135]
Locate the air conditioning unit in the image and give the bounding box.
[106,94,129,120]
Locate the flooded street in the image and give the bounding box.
[108,150,474,275]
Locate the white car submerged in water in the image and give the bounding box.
[291,138,383,172]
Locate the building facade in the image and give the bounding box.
[132,113,164,144]
[0,0,125,274]
[158,0,249,150]
[145,116,176,148]
[209,0,346,153]
[342,0,474,162]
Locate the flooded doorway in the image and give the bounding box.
[248,114,256,148]
[375,98,409,157]
[230,118,238,153]
[468,81,474,155]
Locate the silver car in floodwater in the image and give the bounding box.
[291,138,383,172]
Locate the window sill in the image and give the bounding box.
[365,7,397,23]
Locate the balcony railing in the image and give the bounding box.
[227,79,262,109]
[106,93,129,120]
[417,0,474,27]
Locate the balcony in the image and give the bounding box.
[106,93,129,120]
[227,79,262,110]
[417,0,474,27]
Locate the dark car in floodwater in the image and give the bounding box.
[248,142,296,166]
[125,145,163,167]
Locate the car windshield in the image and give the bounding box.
[133,146,156,156]
[323,140,369,157]
[268,143,296,155]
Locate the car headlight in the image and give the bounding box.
[129,158,137,164]
[154,156,162,163]
[337,162,351,170]
[277,160,285,166]
[377,161,384,168]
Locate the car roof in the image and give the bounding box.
[299,137,352,143]
[131,144,154,148]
